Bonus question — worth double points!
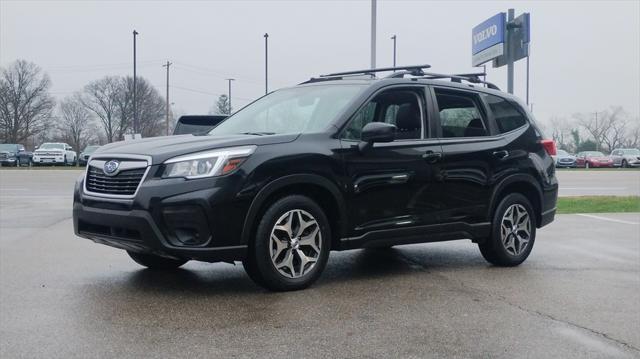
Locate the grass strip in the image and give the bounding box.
[557,196,640,214]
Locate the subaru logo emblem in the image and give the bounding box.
[103,160,120,175]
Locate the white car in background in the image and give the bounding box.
[32,142,77,166]
[610,148,640,168]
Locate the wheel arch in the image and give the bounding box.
[489,174,543,228]
[240,174,347,249]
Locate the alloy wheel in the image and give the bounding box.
[269,209,322,279]
[500,204,532,256]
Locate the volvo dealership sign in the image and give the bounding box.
[471,13,506,66]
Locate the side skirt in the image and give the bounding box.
[336,222,491,250]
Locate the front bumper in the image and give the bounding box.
[0,158,17,165]
[588,161,613,168]
[33,155,65,164]
[73,168,252,262]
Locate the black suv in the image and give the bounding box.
[73,65,558,291]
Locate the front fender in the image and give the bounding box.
[240,173,347,245]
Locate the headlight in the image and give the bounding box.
[162,146,256,179]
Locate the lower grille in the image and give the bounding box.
[86,166,146,196]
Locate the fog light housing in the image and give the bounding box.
[161,205,212,247]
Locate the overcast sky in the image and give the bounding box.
[1,0,639,125]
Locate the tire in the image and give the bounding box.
[478,193,536,267]
[585,161,590,169]
[15,158,20,167]
[242,195,331,291]
[127,251,188,269]
[622,160,628,168]
[63,155,68,167]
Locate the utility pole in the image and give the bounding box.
[133,29,139,134]
[264,33,269,94]
[506,9,514,94]
[370,0,377,69]
[163,61,172,136]
[391,35,397,68]
[226,78,235,114]
[594,111,599,151]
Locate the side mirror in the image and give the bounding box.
[35,146,39,150]
[359,122,396,152]
[67,147,73,151]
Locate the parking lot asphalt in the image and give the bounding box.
[1,169,639,358]
[557,170,640,197]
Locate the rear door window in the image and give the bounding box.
[434,89,488,138]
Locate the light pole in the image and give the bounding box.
[370,0,377,68]
[264,33,269,94]
[133,29,138,135]
[226,78,235,114]
[391,35,396,68]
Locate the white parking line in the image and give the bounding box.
[575,214,640,225]
[562,187,627,190]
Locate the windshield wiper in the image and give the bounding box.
[238,132,276,136]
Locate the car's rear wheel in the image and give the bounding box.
[127,251,188,269]
[243,195,331,291]
[479,193,536,266]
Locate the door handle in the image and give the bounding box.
[492,150,509,159]
[422,151,443,163]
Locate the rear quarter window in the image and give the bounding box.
[482,94,527,133]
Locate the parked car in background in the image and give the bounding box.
[173,115,227,135]
[555,149,576,168]
[610,148,640,168]
[0,143,32,167]
[32,142,77,166]
[79,145,101,166]
[575,151,613,168]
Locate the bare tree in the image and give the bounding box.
[82,76,122,143]
[58,94,96,152]
[0,60,55,144]
[122,76,166,138]
[575,106,629,153]
[549,116,573,151]
[213,94,231,115]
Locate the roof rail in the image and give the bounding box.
[418,72,501,91]
[320,64,431,78]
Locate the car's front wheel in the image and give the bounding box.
[243,195,331,291]
[127,251,188,269]
[622,160,628,168]
[478,193,536,266]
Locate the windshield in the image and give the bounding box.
[621,149,640,155]
[584,151,605,157]
[209,84,366,136]
[39,143,65,150]
[0,144,17,152]
[557,150,568,156]
[83,146,99,153]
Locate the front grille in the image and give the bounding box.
[86,166,146,196]
[36,152,62,156]
[0,152,7,160]
[559,158,573,162]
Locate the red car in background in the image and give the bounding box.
[575,151,613,168]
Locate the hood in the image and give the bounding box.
[588,156,611,161]
[93,133,299,164]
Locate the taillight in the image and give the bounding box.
[539,139,557,156]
